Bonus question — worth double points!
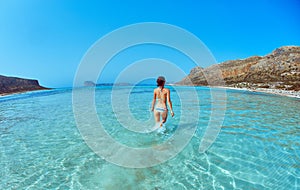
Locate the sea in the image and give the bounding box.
[0,86,299,189]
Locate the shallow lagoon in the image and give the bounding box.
[0,86,299,189]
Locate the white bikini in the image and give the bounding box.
[155,88,167,113]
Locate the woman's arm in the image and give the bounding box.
[151,90,156,111]
[167,89,174,117]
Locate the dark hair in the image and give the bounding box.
[156,76,165,87]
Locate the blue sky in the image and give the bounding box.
[0,0,299,87]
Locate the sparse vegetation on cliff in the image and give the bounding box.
[0,75,49,95]
[177,46,300,91]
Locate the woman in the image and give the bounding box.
[151,76,174,128]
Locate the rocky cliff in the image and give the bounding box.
[0,75,49,95]
[177,46,300,91]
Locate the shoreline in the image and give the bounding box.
[213,86,300,99]
[0,88,51,97]
[1,86,299,99]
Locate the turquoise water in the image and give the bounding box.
[0,86,299,189]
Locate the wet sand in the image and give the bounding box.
[214,86,300,99]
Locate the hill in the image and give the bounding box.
[0,75,49,95]
[177,46,300,91]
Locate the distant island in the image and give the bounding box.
[84,81,133,86]
[0,75,49,96]
[177,46,300,97]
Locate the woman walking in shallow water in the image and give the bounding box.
[151,76,174,127]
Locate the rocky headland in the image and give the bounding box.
[177,46,300,98]
[0,75,49,96]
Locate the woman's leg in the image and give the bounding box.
[161,110,168,125]
[154,111,161,123]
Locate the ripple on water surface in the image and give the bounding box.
[0,87,299,189]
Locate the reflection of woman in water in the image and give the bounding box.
[151,76,174,127]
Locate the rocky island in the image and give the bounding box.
[177,46,300,98]
[0,75,49,96]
